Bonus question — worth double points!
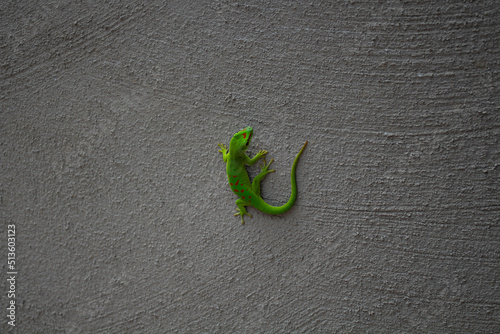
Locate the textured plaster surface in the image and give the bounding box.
[1,1,500,333]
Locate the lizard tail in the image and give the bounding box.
[257,140,308,215]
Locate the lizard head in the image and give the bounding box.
[229,127,253,153]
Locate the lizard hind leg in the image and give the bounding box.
[234,199,252,224]
[251,158,275,197]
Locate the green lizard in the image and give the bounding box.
[218,127,307,224]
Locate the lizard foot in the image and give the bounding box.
[218,143,227,154]
[234,210,252,225]
[260,158,276,174]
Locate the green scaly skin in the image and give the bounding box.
[218,127,307,224]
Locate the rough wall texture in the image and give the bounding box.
[1,0,499,333]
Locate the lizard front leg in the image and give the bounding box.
[246,150,267,166]
[218,143,229,162]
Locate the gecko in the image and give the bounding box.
[218,127,307,224]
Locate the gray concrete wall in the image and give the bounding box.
[1,1,499,332]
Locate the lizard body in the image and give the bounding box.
[218,127,307,224]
